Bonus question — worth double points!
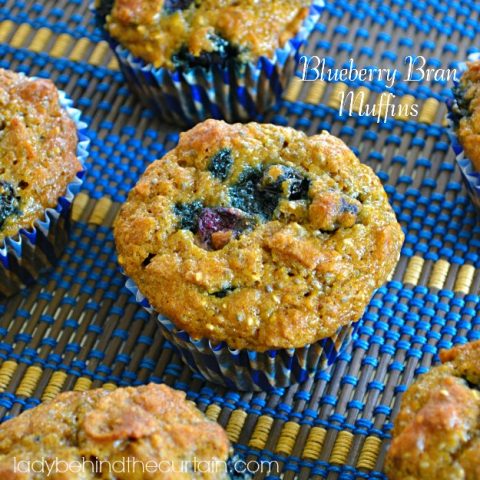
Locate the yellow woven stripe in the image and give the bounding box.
[0,20,15,43]
[395,94,416,121]
[226,409,247,443]
[283,77,303,103]
[418,98,440,124]
[330,430,353,465]
[30,27,52,53]
[302,426,327,460]
[42,371,68,401]
[73,377,93,392]
[429,259,450,290]
[89,41,110,66]
[305,80,326,104]
[0,361,18,392]
[10,23,33,49]
[16,365,43,397]
[356,436,382,470]
[15,370,38,398]
[403,255,424,285]
[454,264,475,294]
[249,415,274,450]
[72,192,90,223]
[102,382,117,391]
[275,421,300,455]
[3,22,92,63]
[205,404,221,422]
[89,197,113,225]
[69,37,91,62]
[49,33,73,58]
[108,57,120,70]
[328,82,349,109]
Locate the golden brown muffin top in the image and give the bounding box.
[0,383,230,479]
[105,0,310,69]
[0,68,81,242]
[455,60,480,171]
[385,340,480,480]
[114,120,404,351]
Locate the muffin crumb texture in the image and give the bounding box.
[0,68,81,242]
[105,0,311,69]
[454,60,480,171]
[385,340,480,480]
[114,120,404,351]
[0,383,230,479]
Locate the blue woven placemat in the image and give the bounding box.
[1,1,480,479]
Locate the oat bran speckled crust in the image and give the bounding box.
[385,340,480,480]
[114,120,404,352]
[0,68,81,242]
[453,60,480,171]
[105,0,310,69]
[0,383,231,479]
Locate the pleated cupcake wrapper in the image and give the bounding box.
[0,89,89,297]
[96,0,324,126]
[446,52,480,210]
[125,278,359,392]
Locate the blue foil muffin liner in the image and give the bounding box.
[125,278,359,392]
[447,52,480,210]
[96,0,324,126]
[0,88,89,297]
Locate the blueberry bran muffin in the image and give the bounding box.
[385,340,480,480]
[452,60,480,171]
[102,0,311,70]
[0,383,231,479]
[0,68,81,242]
[115,120,404,352]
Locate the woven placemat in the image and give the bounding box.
[1,1,480,478]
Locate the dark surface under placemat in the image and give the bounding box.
[1,1,480,478]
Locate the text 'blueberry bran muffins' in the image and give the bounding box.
[0,383,231,479]
[115,120,404,352]
[104,0,311,70]
[0,68,82,242]
[385,340,480,480]
[452,60,480,171]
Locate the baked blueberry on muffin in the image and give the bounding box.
[114,120,403,388]
[0,384,232,479]
[452,60,480,171]
[0,69,87,296]
[96,0,323,124]
[385,340,480,480]
[104,0,311,70]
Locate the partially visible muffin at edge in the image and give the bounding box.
[453,60,480,171]
[385,340,480,480]
[104,0,311,69]
[114,120,404,352]
[0,383,231,479]
[0,68,81,242]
